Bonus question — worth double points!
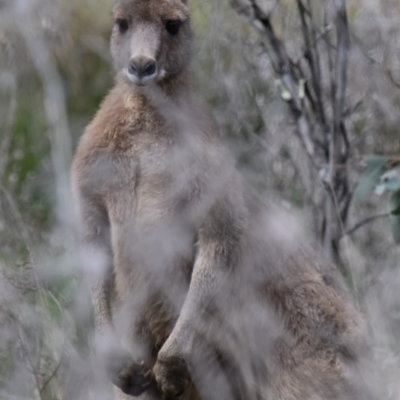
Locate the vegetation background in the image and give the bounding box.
[1,0,400,399]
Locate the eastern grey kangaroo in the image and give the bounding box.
[72,0,374,399]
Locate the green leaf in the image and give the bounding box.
[390,190,400,216]
[354,155,388,199]
[390,214,400,244]
[379,168,400,192]
[374,184,386,195]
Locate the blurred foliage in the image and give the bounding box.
[355,155,400,242]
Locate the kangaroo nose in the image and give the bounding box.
[128,57,157,78]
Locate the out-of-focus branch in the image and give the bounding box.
[332,0,350,166]
[324,0,350,264]
[0,270,38,292]
[40,350,64,394]
[15,322,44,400]
[0,72,17,178]
[16,2,73,231]
[0,182,34,259]
[296,0,327,132]
[295,24,333,66]
[341,213,390,239]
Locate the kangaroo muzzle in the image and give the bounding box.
[124,25,160,86]
[128,57,157,80]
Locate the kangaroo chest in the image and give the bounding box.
[105,127,212,223]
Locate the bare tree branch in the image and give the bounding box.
[341,213,390,239]
[296,0,327,132]
[231,0,315,157]
[231,0,353,268]
[40,350,64,394]
[332,0,350,164]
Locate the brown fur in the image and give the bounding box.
[71,1,373,399]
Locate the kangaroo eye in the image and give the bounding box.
[116,19,129,34]
[165,20,181,35]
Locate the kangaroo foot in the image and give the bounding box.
[153,351,190,398]
[106,349,152,396]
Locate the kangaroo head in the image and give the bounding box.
[111,0,193,87]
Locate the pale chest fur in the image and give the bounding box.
[102,128,216,228]
[86,93,225,227]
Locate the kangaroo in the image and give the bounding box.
[72,0,376,399]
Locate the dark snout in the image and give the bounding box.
[128,56,157,79]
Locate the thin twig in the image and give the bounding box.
[331,0,350,172]
[306,0,324,110]
[341,213,390,239]
[0,270,38,292]
[352,33,400,91]
[0,182,34,259]
[40,350,64,393]
[15,322,44,400]
[294,23,333,64]
[296,0,327,131]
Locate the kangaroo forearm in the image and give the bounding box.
[91,278,113,335]
[166,200,243,353]
[161,257,230,358]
